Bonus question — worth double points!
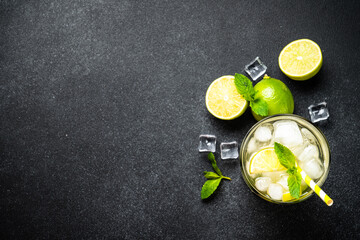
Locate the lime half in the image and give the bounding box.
[279,39,323,81]
[205,75,248,120]
[249,148,286,174]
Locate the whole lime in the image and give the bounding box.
[252,75,294,121]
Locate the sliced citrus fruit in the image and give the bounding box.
[282,189,303,202]
[249,148,286,174]
[279,39,323,81]
[205,75,248,120]
[282,192,295,202]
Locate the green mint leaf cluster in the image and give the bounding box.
[207,152,223,176]
[203,171,220,179]
[288,172,302,199]
[250,98,268,117]
[274,142,296,169]
[201,179,222,199]
[274,142,302,199]
[234,73,256,101]
[234,73,268,117]
[201,153,231,199]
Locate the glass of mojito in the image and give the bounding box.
[240,114,330,203]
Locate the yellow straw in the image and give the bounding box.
[297,166,333,206]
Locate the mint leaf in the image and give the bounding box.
[286,167,297,175]
[234,73,256,101]
[207,152,216,162]
[201,153,231,199]
[274,142,302,199]
[234,73,268,117]
[208,153,222,176]
[250,98,268,116]
[201,178,222,199]
[288,172,302,199]
[274,142,296,169]
[203,171,220,179]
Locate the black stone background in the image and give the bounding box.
[1,0,360,239]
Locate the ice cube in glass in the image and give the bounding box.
[262,170,287,182]
[198,134,216,152]
[308,102,329,123]
[244,57,267,81]
[301,128,317,144]
[267,183,283,200]
[220,141,239,159]
[276,174,289,191]
[302,158,324,179]
[273,120,303,148]
[290,145,305,158]
[255,177,272,192]
[254,124,273,143]
[298,144,319,162]
[247,137,257,154]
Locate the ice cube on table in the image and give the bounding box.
[267,183,283,200]
[277,175,289,191]
[254,124,273,143]
[301,128,317,144]
[298,144,319,162]
[220,141,239,160]
[255,177,272,192]
[273,120,303,148]
[198,134,216,152]
[308,101,329,123]
[244,57,267,81]
[302,158,324,179]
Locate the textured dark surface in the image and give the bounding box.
[1,0,360,239]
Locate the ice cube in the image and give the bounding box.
[254,124,273,143]
[267,183,283,200]
[302,158,324,179]
[262,170,287,182]
[308,101,329,123]
[298,144,319,162]
[290,145,305,158]
[220,141,239,160]
[255,177,272,192]
[244,57,267,81]
[198,134,216,152]
[249,173,260,179]
[277,175,289,191]
[301,128,317,144]
[247,137,257,153]
[273,120,303,148]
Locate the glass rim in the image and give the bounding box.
[240,114,331,204]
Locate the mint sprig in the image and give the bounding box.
[203,171,221,179]
[201,153,231,199]
[288,172,302,199]
[207,152,223,176]
[234,73,268,116]
[274,142,302,199]
[234,73,256,101]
